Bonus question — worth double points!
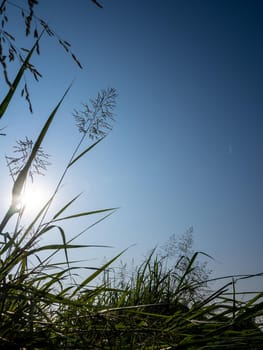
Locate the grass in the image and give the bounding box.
[0,38,262,349]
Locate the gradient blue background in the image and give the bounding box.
[1,0,263,287]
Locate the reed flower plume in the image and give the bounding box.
[5,136,50,182]
[73,87,117,140]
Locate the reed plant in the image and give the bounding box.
[66,250,262,349]
[0,33,262,350]
[0,39,121,348]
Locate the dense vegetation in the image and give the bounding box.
[0,1,262,349]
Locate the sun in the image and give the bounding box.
[19,183,49,213]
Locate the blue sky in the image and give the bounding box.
[1,0,263,286]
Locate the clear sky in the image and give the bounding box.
[1,0,263,287]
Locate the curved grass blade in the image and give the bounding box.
[67,209,117,244]
[50,207,117,223]
[29,244,99,254]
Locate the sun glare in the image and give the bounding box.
[19,184,49,213]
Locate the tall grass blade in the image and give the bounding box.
[10,85,72,213]
[71,249,127,298]
[52,193,82,220]
[50,207,117,223]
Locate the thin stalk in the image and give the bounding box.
[0,0,7,13]
[36,130,88,230]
